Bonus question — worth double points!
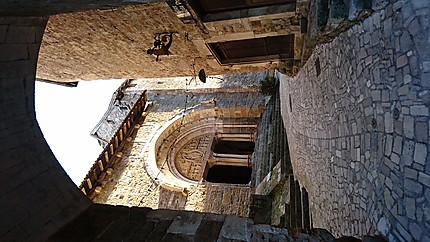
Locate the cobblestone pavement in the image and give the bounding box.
[280,0,429,240]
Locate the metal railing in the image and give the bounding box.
[79,90,147,197]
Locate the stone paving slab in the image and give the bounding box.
[280,0,430,240]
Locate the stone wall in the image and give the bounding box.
[90,88,267,217]
[280,0,430,240]
[0,17,91,241]
[0,0,162,16]
[90,71,267,146]
[49,203,297,242]
[36,3,301,82]
[51,204,369,242]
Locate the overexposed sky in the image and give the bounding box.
[35,79,124,185]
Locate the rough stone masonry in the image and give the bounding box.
[1,0,429,241]
[281,0,430,240]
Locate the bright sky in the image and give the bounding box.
[35,79,124,185]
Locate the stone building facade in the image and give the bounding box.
[83,72,299,221]
[36,0,307,82]
[90,90,264,216]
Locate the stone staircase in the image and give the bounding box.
[251,92,291,188]
[282,176,311,232]
[250,91,312,231]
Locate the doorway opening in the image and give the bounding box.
[206,165,252,184]
[213,140,255,155]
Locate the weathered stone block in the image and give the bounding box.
[405,178,423,195]
[372,0,389,10]
[410,105,429,116]
[28,43,42,60]
[411,0,430,9]
[0,207,29,235]
[203,213,226,222]
[400,31,413,52]
[418,172,430,187]
[167,211,203,235]
[0,224,29,242]
[405,199,417,222]
[127,219,155,241]
[401,139,414,165]
[146,209,179,221]
[6,159,44,189]
[414,143,427,165]
[409,222,423,240]
[194,220,224,242]
[218,215,252,241]
[51,196,90,229]
[251,224,290,241]
[376,216,389,236]
[404,167,418,179]
[161,233,193,242]
[21,203,62,235]
[384,112,393,133]
[0,59,36,78]
[5,26,36,44]
[396,55,408,68]
[403,115,415,138]
[398,85,409,96]
[392,136,402,155]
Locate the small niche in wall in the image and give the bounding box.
[289,94,293,113]
[315,57,321,76]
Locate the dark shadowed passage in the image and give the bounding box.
[213,141,255,155]
[206,165,252,184]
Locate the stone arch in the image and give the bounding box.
[0,17,91,241]
[0,4,267,241]
[146,106,262,191]
[1,2,173,239]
